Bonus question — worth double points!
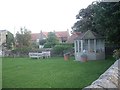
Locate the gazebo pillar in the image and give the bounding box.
[77,40,80,52]
[88,39,90,52]
[94,39,96,53]
[81,40,83,52]
[74,41,76,53]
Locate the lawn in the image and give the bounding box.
[2,57,115,88]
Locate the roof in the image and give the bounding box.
[0,30,6,32]
[31,33,40,41]
[42,32,48,37]
[75,30,104,40]
[67,32,81,43]
[55,31,69,38]
[31,31,69,41]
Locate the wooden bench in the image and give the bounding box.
[29,51,51,59]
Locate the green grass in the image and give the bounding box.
[2,57,115,88]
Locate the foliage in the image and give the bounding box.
[3,57,115,88]
[44,43,52,48]
[31,41,39,49]
[15,27,31,54]
[52,44,73,56]
[72,2,120,45]
[113,49,120,60]
[14,46,31,53]
[39,39,46,45]
[44,32,59,48]
[15,27,31,50]
[6,31,14,50]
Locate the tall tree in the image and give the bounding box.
[44,32,59,48]
[5,31,14,50]
[15,27,31,50]
[6,31,14,49]
[94,2,120,44]
[72,3,95,33]
[39,39,46,45]
[72,2,120,45]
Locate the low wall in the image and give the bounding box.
[83,59,120,90]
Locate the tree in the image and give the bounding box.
[94,2,120,45]
[44,32,59,48]
[39,39,46,45]
[15,27,31,51]
[72,2,120,45]
[5,31,14,50]
[72,3,95,33]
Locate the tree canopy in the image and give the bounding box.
[44,32,59,48]
[72,2,120,45]
[15,27,31,50]
[6,31,14,50]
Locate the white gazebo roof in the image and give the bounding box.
[75,30,104,40]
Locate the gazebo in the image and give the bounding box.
[74,30,105,61]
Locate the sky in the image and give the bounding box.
[0,0,96,35]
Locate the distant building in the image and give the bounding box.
[55,31,69,43]
[31,31,48,42]
[0,30,7,46]
[0,30,8,57]
[67,32,81,44]
[31,30,70,43]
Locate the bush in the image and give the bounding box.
[12,46,32,57]
[52,44,73,56]
[44,43,53,48]
[113,49,120,60]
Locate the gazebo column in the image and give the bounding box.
[81,40,83,52]
[88,39,90,52]
[74,41,76,53]
[77,40,80,53]
[94,39,96,53]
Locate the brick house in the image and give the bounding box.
[67,32,81,44]
[31,30,69,43]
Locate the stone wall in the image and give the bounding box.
[83,59,120,90]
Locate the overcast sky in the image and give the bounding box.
[0,0,95,34]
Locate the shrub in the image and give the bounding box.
[44,43,53,48]
[12,46,32,57]
[113,49,120,60]
[52,44,73,56]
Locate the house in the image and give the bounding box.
[67,32,81,44]
[0,30,7,46]
[0,30,8,57]
[31,30,69,43]
[55,31,69,43]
